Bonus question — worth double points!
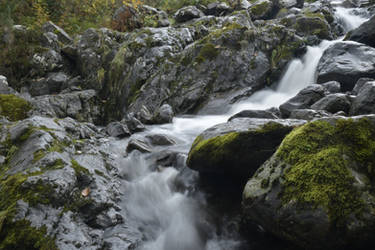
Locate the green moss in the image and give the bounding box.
[0,94,31,121]
[97,67,105,83]
[277,118,375,223]
[33,150,46,163]
[195,43,219,64]
[71,159,90,176]
[250,2,270,17]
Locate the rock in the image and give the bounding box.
[228,109,279,121]
[105,122,131,138]
[112,4,143,32]
[205,2,232,16]
[31,90,102,124]
[289,109,331,120]
[139,5,170,28]
[249,0,279,20]
[122,113,145,133]
[317,42,375,91]
[310,93,351,114]
[31,49,64,75]
[352,77,374,95]
[279,84,326,117]
[345,14,375,48]
[321,81,341,93]
[175,6,204,23]
[350,80,375,115]
[153,104,174,124]
[242,115,375,249]
[127,138,152,153]
[187,118,305,179]
[0,75,16,94]
[41,32,60,51]
[279,0,304,9]
[42,21,72,44]
[145,134,175,146]
[294,15,332,40]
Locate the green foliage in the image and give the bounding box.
[195,43,220,64]
[0,94,32,121]
[277,118,375,224]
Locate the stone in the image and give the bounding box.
[104,122,131,138]
[310,93,351,114]
[321,81,341,93]
[350,81,375,115]
[187,118,305,179]
[42,21,72,44]
[352,77,375,95]
[175,6,204,23]
[317,42,375,91]
[279,84,326,118]
[153,104,174,124]
[126,138,152,153]
[289,109,331,120]
[228,109,279,121]
[345,14,375,48]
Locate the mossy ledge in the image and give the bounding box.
[276,118,375,224]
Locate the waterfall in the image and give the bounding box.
[106,1,370,249]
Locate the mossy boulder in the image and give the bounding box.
[186,118,305,179]
[249,0,279,20]
[0,94,31,121]
[242,115,375,249]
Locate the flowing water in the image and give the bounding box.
[104,2,369,249]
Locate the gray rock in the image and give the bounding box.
[187,118,305,178]
[145,134,175,146]
[317,42,375,91]
[228,109,279,121]
[41,32,60,51]
[350,81,375,115]
[175,6,204,23]
[153,104,174,124]
[352,77,375,95]
[42,21,72,44]
[321,81,341,93]
[122,113,145,133]
[0,75,16,94]
[127,138,152,153]
[31,49,64,75]
[249,0,279,20]
[205,2,232,16]
[289,109,331,120]
[279,84,326,117]
[345,14,375,48]
[105,122,131,138]
[310,93,351,114]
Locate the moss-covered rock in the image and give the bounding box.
[187,118,305,179]
[242,115,375,249]
[0,94,31,121]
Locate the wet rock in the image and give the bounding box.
[310,93,351,114]
[321,80,341,93]
[352,77,374,95]
[350,80,375,115]
[127,138,152,153]
[289,109,331,120]
[279,84,326,118]
[42,21,72,44]
[145,134,175,146]
[345,14,375,48]
[122,113,145,133]
[175,6,204,23]
[153,104,174,124]
[317,42,375,91]
[105,122,131,138]
[294,15,332,40]
[187,118,305,179]
[242,115,375,249]
[228,109,279,121]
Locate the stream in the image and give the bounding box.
[103,1,369,249]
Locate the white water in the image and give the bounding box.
[108,2,369,249]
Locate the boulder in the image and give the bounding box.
[242,115,375,249]
[279,0,304,8]
[42,21,72,44]
[310,93,351,114]
[289,109,331,120]
[174,6,204,23]
[126,138,152,153]
[0,76,16,94]
[122,113,145,133]
[249,0,279,20]
[350,81,375,115]
[187,118,305,178]
[205,2,232,16]
[31,49,64,75]
[29,72,69,96]
[111,4,142,32]
[294,15,332,40]
[345,14,375,48]
[145,134,175,146]
[228,109,279,121]
[321,81,341,93]
[104,122,131,138]
[317,42,375,91]
[153,104,174,124]
[279,84,326,117]
[352,77,374,95]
